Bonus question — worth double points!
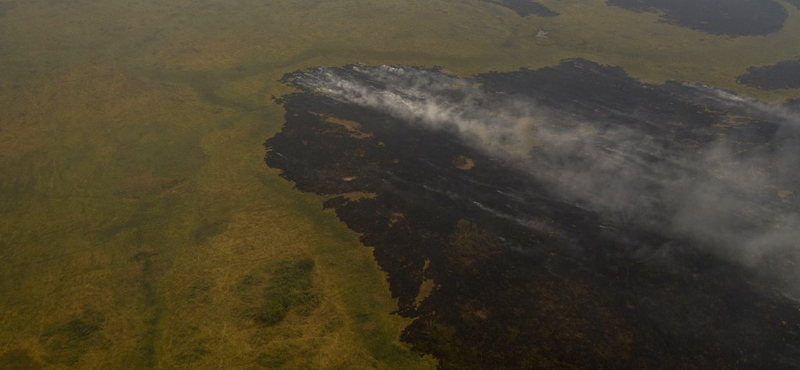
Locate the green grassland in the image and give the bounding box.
[0,0,798,368]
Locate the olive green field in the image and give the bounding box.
[0,0,798,368]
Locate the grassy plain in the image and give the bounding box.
[0,0,798,368]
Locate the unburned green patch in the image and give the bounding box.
[111,123,209,181]
[237,258,320,327]
[173,338,217,364]
[192,218,227,244]
[39,310,108,366]
[0,1,17,18]
[255,351,288,368]
[187,277,214,304]
[254,341,314,369]
[0,349,42,370]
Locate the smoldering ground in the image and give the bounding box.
[286,61,800,296]
[269,60,800,368]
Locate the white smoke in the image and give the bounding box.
[290,65,800,294]
[297,65,539,158]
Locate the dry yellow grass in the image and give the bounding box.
[0,0,798,368]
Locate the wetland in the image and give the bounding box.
[1,0,800,369]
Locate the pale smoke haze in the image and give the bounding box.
[291,65,800,295]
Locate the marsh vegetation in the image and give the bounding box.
[0,0,798,368]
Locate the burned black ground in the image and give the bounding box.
[265,60,800,369]
[605,0,788,36]
[479,0,558,17]
[738,58,800,90]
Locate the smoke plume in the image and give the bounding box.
[288,64,800,295]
